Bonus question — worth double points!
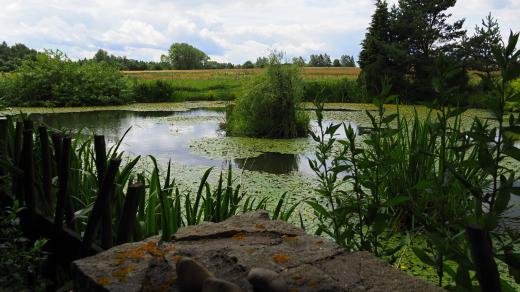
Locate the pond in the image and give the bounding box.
[4,101,515,208]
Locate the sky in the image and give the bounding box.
[0,0,519,64]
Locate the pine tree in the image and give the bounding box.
[467,13,502,78]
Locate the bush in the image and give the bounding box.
[303,78,366,102]
[227,53,309,138]
[0,51,130,106]
[131,79,175,102]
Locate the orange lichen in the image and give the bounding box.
[143,241,163,257]
[112,265,136,282]
[231,233,245,241]
[315,240,324,245]
[114,241,164,265]
[283,236,299,241]
[97,277,110,286]
[254,223,266,230]
[272,254,290,263]
[172,255,183,263]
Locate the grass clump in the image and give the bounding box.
[227,53,309,138]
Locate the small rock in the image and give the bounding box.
[202,277,243,292]
[247,267,288,292]
[176,257,213,292]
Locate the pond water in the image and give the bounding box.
[28,108,316,175]
[6,101,518,210]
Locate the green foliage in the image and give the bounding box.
[308,54,332,67]
[0,202,50,291]
[310,31,520,289]
[465,13,502,77]
[359,0,468,100]
[0,41,38,72]
[131,79,175,102]
[0,50,130,106]
[303,78,366,102]
[228,53,309,138]
[167,43,209,70]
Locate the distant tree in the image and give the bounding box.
[340,55,356,67]
[0,41,38,72]
[255,57,269,68]
[243,60,255,69]
[292,56,306,66]
[94,49,110,62]
[333,59,341,67]
[167,43,209,70]
[323,54,332,67]
[466,13,502,79]
[308,54,332,67]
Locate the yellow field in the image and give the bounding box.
[123,67,361,80]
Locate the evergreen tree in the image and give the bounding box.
[358,0,407,96]
[395,0,466,100]
[467,13,502,79]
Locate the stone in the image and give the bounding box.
[176,257,213,292]
[202,277,243,292]
[247,268,288,292]
[73,211,445,292]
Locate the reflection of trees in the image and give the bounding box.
[31,111,174,143]
[234,152,299,174]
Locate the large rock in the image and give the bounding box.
[72,211,444,291]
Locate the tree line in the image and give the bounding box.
[358,0,506,102]
[0,41,356,72]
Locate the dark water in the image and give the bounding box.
[29,109,315,175]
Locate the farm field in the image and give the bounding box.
[123,66,361,80]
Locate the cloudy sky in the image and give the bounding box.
[0,0,518,63]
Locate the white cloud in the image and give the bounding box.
[0,0,518,63]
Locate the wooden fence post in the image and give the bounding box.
[55,137,71,233]
[466,225,501,292]
[94,135,112,249]
[81,158,121,255]
[116,183,144,245]
[38,126,53,214]
[0,118,7,199]
[22,127,36,221]
[13,121,24,201]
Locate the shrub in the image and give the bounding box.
[303,78,366,102]
[131,79,175,102]
[0,50,130,106]
[227,53,308,138]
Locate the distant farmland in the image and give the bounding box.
[123,67,361,80]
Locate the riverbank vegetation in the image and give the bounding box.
[226,53,309,138]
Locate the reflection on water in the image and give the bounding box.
[29,109,317,175]
[234,152,314,175]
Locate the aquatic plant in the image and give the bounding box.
[227,52,309,138]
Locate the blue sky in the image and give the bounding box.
[0,0,518,63]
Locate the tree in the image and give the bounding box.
[466,13,502,80]
[358,0,407,95]
[333,59,341,67]
[242,60,254,69]
[255,57,269,68]
[167,43,209,70]
[292,56,305,66]
[359,0,467,100]
[340,55,356,67]
[308,54,332,67]
[0,41,38,72]
[395,0,466,99]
